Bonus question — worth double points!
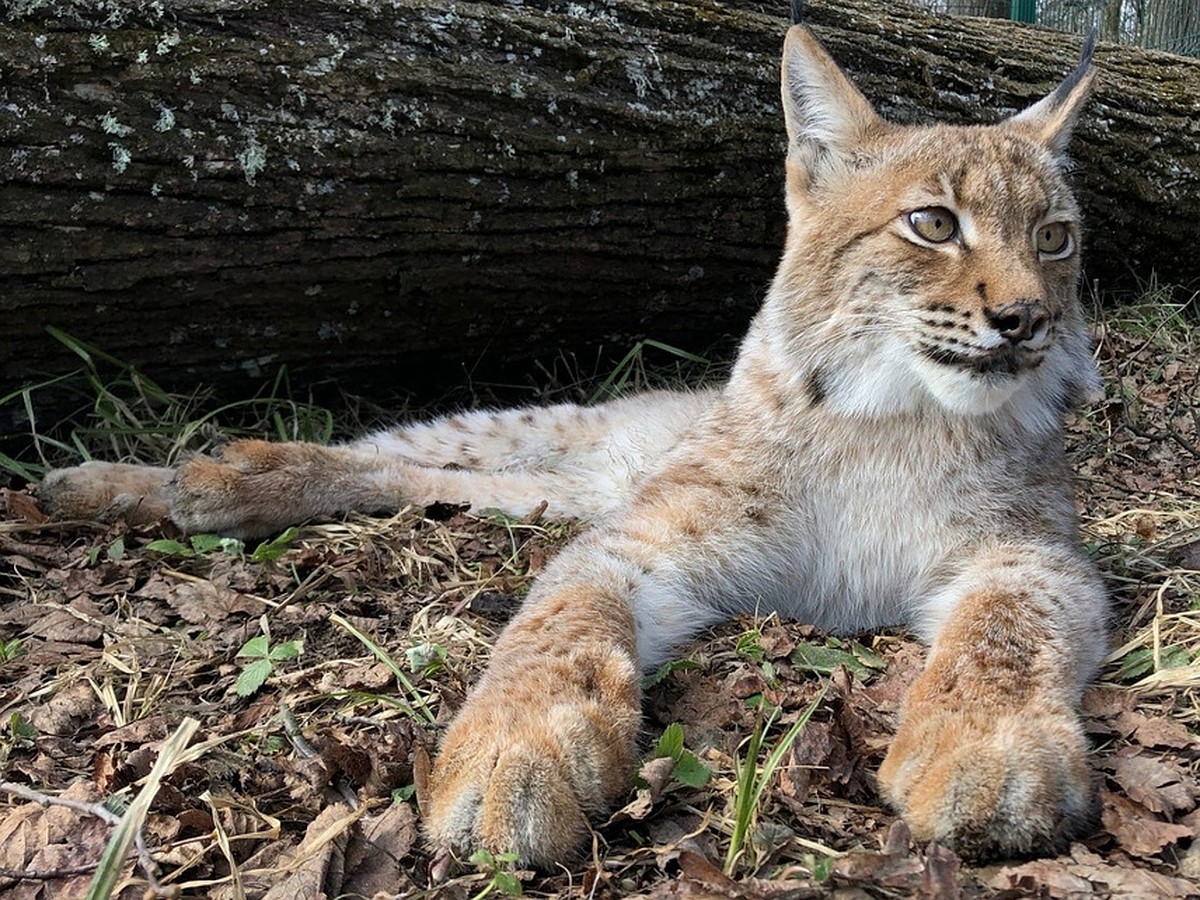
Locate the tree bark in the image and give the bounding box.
[1,0,1198,425]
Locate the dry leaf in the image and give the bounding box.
[1131,715,1196,750]
[1101,790,1193,859]
[342,802,419,896]
[1107,754,1196,815]
[4,489,49,524]
[833,849,924,888]
[262,802,354,900]
[23,608,103,644]
[640,755,678,799]
[920,843,961,899]
[989,859,1094,895]
[28,682,99,736]
[163,580,263,624]
[609,787,656,823]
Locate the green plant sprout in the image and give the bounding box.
[235,618,303,697]
[725,687,826,875]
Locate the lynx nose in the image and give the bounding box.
[987,301,1048,344]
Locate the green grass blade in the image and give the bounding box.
[85,717,199,900]
[724,713,767,875]
[641,339,709,364]
[330,613,436,724]
[723,687,826,875]
[0,370,80,409]
[46,326,169,398]
[749,687,826,814]
[0,450,39,482]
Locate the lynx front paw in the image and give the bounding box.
[877,702,1094,860]
[40,462,175,525]
[425,647,640,868]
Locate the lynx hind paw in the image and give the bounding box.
[878,704,1095,860]
[39,462,175,526]
[170,438,363,537]
[426,649,641,868]
[169,443,303,538]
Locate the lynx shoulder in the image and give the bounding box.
[40,21,1107,867]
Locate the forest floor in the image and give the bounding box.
[0,295,1198,899]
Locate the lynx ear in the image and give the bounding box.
[781,25,883,185]
[1006,29,1097,155]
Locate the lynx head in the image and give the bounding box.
[771,25,1101,430]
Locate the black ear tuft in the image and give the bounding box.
[1079,26,1098,69]
[790,0,806,26]
[1044,27,1098,113]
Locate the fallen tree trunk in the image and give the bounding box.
[1,0,1198,426]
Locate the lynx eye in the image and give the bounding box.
[907,207,958,243]
[1035,222,1071,257]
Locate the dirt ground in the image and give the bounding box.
[1,302,1198,899]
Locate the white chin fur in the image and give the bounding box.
[916,359,1023,415]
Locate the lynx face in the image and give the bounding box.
[775,30,1099,427]
[828,131,1085,416]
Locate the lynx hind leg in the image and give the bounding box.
[168,439,399,538]
[40,462,175,526]
[361,390,716,475]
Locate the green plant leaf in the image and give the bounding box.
[190,533,226,555]
[492,871,523,897]
[810,853,834,882]
[237,635,270,659]
[252,526,299,563]
[673,751,712,788]
[468,848,495,867]
[405,641,447,673]
[790,641,874,681]
[654,723,685,761]
[8,713,36,740]
[106,536,125,562]
[642,657,700,689]
[850,640,887,671]
[735,630,765,662]
[235,658,273,696]
[268,640,303,661]
[0,637,25,663]
[1111,647,1154,682]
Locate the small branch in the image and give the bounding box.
[280,704,360,809]
[0,780,121,826]
[279,703,318,759]
[0,779,167,897]
[0,862,99,888]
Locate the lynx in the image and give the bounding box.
[41,19,1106,866]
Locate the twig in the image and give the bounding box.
[0,780,121,825]
[0,862,99,889]
[280,704,359,809]
[0,779,165,894]
[279,703,319,759]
